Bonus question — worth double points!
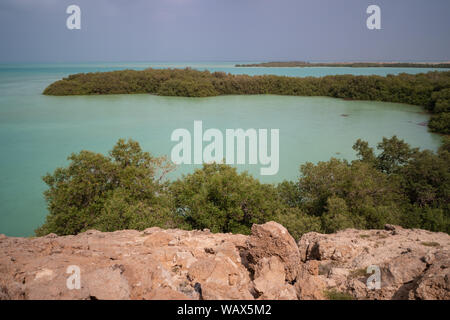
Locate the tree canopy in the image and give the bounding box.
[36,137,450,239]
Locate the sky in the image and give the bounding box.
[0,0,449,63]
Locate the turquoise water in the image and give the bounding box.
[0,63,444,236]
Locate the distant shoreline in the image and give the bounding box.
[235,61,450,68]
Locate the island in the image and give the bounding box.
[43,68,450,134]
[235,61,450,68]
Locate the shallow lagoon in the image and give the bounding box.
[0,63,443,236]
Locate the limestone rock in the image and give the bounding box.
[297,225,450,300]
[247,221,301,282]
[253,256,297,299]
[0,222,448,300]
[414,251,450,300]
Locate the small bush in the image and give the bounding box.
[324,289,354,300]
[421,241,440,247]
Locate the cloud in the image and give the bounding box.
[0,0,60,11]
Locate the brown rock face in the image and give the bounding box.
[0,223,449,300]
[247,221,301,283]
[252,256,297,299]
[414,251,450,300]
[297,225,450,300]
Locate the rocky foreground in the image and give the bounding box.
[0,222,449,300]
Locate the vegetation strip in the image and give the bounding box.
[235,61,450,68]
[36,136,449,237]
[43,68,450,134]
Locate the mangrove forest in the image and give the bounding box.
[43,68,450,134]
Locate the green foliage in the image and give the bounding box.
[349,268,368,279]
[400,150,449,208]
[375,136,417,174]
[352,139,377,165]
[44,69,450,134]
[236,61,450,68]
[353,136,417,174]
[273,207,322,240]
[35,139,181,236]
[157,78,219,97]
[298,158,403,227]
[321,196,355,233]
[36,137,450,237]
[353,137,450,233]
[276,181,303,208]
[429,112,450,134]
[324,289,354,300]
[421,241,440,247]
[170,163,279,234]
[401,207,449,233]
[431,88,450,113]
[279,136,449,234]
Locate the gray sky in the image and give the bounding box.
[0,0,449,63]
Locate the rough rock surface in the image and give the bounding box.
[0,223,448,300]
[298,225,450,300]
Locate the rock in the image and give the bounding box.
[85,267,130,300]
[145,286,191,300]
[200,282,254,300]
[381,254,427,287]
[295,274,326,300]
[384,224,397,231]
[297,225,450,300]
[253,256,297,299]
[312,239,357,262]
[328,268,350,283]
[297,232,325,261]
[188,258,216,282]
[414,251,450,300]
[34,268,54,281]
[142,227,162,235]
[293,259,327,300]
[0,223,448,300]
[143,231,174,248]
[302,260,320,276]
[247,222,301,282]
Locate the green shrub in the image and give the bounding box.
[324,289,354,300]
[35,139,180,236]
[429,112,450,134]
[35,137,450,237]
[321,196,355,233]
[273,207,322,241]
[170,163,279,234]
[421,241,440,247]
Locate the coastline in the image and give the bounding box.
[235,61,450,68]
